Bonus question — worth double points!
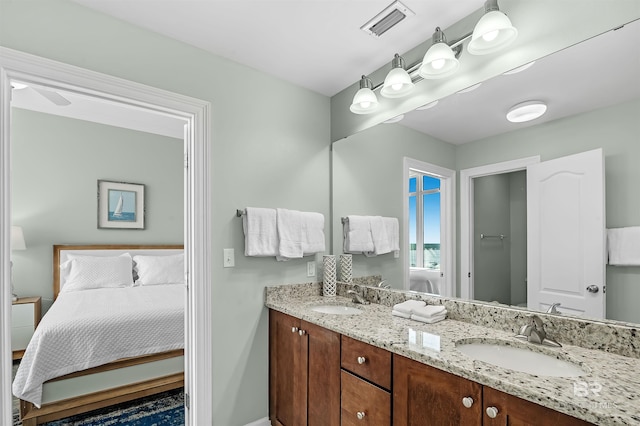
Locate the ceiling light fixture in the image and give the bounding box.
[11,82,28,90]
[419,27,460,79]
[457,83,482,94]
[468,0,518,55]
[416,100,439,110]
[503,61,535,75]
[383,114,405,124]
[506,101,547,123]
[350,75,379,114]
[381,54,415,98]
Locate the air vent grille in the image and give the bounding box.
[361,1,415,37]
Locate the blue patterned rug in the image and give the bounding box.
[13,363,184,426]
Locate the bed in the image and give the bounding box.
[14,244,185,426]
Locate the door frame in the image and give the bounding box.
[0,47,212,425]
[403,157,455,297]
[460,156,539,300]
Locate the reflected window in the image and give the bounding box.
[409,172,441,269]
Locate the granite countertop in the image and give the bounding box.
[265,291,640,425]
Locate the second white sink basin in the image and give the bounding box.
[456,340,585,377]
[311,305,363,315]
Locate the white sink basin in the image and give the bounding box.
[310,305,363,315]
[456,340,585,377]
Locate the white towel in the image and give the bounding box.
[392,299,426,315]
[302,212,325,255]
[370,216,391,255]
[243,207,279,257]
[277,208,303,260]
[392,310,411,319]
[344,216,374,253]
[412,305,447,318]
[385,217,400,252]
[607,227,640,266]
[411,313,447,324]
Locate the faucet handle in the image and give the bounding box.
[529,315,545,330]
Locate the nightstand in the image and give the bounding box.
[11,296,41,360]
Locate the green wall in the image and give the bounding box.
[457,99,640,323]
[1,1,331,425]
[10,108,183,313]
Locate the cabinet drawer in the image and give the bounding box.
[12,303,35,327]
[341,335,391,390]
[341,370,390,426]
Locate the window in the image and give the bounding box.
[409,172,441,269]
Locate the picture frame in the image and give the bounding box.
[97,180,145,229]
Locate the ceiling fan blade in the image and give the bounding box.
[32,87,71,106]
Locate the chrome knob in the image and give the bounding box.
[356,411,366,420]
[486,406,499,419]
[462,397,474,408]
[298,329,306,336]
[291,327,298,333]
[586,285,599,293]
[357,356,366,365]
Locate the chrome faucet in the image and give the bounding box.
[347,286,370,305]
[515,315,562,347]
[377,280,390,289]
[546,303,562,314]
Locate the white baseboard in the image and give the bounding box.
[244,417,271,426]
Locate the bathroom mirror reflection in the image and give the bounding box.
[332,18,640,324]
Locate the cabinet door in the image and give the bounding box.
[483,387,593,426]
[393,354,482,426]
[303,320,341,426]
[270,310,305,426]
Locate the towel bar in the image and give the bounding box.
[236,209,245,217]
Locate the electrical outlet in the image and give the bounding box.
[307,261,316,277]
[223,248,235,267]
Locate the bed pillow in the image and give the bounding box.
[61,253,134,293]
[133,253,184,286]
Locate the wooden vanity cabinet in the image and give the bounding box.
[483,386,593,426]
[269,310,340,426]
[393,354,482,425]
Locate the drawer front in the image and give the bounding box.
[12,303,35,327]
[341,335,391,390]
[12,326,33,351]
[341,370,390,426]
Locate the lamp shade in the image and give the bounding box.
[11,226,26,250]
[419,42,460,79]
[350,75,379,114]
[381,54,414,98]
[467,8,517,55]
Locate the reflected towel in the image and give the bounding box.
[392,299,426,315]
[344,215,374,253]
[607,227,640,266]
[243,207,279,257]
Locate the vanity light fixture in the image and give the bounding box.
[381,54,415,98]
[416,100,439,110]
[467,0,518,55]
[506,101,547,123]
[350,75,379,114]
[419,27,461,79]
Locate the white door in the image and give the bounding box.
[527,149,606,318]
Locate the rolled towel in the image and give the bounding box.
[412,305,446,318]
[411,313,447,324]
[392,299,426,315]
[392,310,411,319]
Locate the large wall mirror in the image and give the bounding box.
[332,18,640,325]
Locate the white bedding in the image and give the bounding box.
[13,284,184,407]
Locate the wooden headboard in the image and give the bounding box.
[53,244,184,299]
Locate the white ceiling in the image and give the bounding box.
[10,2,640,144]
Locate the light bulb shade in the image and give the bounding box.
[350,76,379,114]
[11,226,26,250]
[506,101,547,123]
[468,10,517,55]
[419,42,460,79]
[381,54,414,98]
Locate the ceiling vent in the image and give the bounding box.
[361,1,415,37]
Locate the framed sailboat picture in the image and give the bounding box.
[97,180,145,229]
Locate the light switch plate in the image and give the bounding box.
[223,248,235,267]
[307,261,316,277]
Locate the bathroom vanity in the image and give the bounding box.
[266,283,640,425]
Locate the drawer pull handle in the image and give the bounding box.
[291,327,298,333]
[462,397,474,408]
[357,356,366,364]
[486,406,499,419]
[298,329,306,336]
[356,411,366,420]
